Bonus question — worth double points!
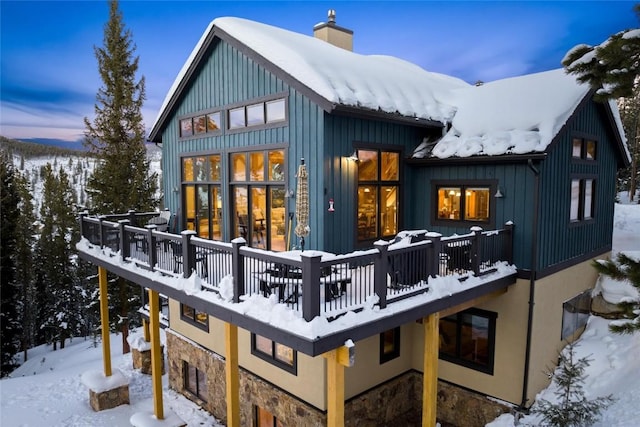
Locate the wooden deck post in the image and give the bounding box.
[98,266,112,377]
[148,288,164,420]
[422,313,439,427]
[225,322,240,427]
[323,345,354,427]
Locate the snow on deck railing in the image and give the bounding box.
[78,212,514,322]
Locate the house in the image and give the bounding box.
[77,12,630,427]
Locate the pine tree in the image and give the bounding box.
[84,0,157,353]
[34,165,80,350]
[13,167,36,361]
[0,151,23,376]
[562,5,640,201]
[533,342,614,427]
[593,253,640,334]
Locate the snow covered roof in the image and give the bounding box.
[413,68,629,160]
[149,17,468,139]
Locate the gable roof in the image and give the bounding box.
[149,17,468,142]
[412,69,630,163]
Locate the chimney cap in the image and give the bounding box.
[328,9,336,23]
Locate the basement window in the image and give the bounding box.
[561,290,591,340]
[183,361,208,402]
[379,327,401,364]
[439,308,496,374]
[180,303,209,331]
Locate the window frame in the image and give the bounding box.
[354,145,402,244]
[183,360,208,402]
[251,333,297,374]
[181,153,223,240]
[571,136,597,162]
[431,180,497,228]
[379,327,401,364]
[226,94,288,134]
[569,175,596,225]
[180,303,209,331]
[178,108,223,140]
[438,308,497,375]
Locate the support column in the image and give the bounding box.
[142,318,150,342]
[98,266,111,377]
[422,313,440,427]
[148,289,164,420]
[323,344,354,427]
[225,322,240,427]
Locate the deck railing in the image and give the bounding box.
[79,212,514,321]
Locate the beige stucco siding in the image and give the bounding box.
[168,299,327,409]
[524,256,603,404]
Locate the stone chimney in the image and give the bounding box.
[313,9,353,51]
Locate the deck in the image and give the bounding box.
[77,211,518,355]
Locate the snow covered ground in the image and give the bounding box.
[1,197,638,427]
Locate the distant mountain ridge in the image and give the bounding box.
[0,135,90,158]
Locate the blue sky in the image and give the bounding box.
[0,1,637,146]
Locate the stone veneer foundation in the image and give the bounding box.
[166,332,513,426]
[132,346,166,375]
[88,385,130,412]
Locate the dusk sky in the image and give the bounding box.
[1,1,638,146]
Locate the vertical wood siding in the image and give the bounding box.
[159,39,324,246]
[537,99,618,271]
[322,115,434,253]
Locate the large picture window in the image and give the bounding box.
[231,149,286,251]
[433,180,496,227]
[182,155,222,240]
[251,334,297,374]
[356,149,400,242]
[439,308,496,374]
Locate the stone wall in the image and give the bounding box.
[167,332,512,427]
[88,384,129,412]
[132,346,165,375]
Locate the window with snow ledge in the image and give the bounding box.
[439,308,497,375]
[431,180,496,228]
[251,333,297,374]
[180,303,209,331]
[569,176,596,224]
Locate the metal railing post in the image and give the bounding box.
[146,225,157,270]
[98,215,105,248]
[374,241,389,309]
[119,220,131,259]
[231,239,246,303]
[79,211,87,241]
[181,230,197,278]
[471,226,483,276]
[427,233,442,277]
[128,209,137,227]
[302,253,322,322]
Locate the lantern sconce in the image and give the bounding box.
[328,198,335,212]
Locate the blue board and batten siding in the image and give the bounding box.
[537,99,618,272]
[159,38,326,248]
[321,115,434,253]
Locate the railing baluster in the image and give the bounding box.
[232,240,246,303]
[374,242,389,309]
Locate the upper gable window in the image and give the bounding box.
[572,137,597,160]
[266,99,286,122]
[227,97,287,131]
[179,110,222,138]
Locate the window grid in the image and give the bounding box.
[183,361,208,402]
[569,177,596,222]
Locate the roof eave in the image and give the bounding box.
[331,104,444,128]
[406,153,547,166]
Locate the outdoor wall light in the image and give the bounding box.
[172,187,179,193]
[495,187,504,198]
[285,188,295,198]
[347,150,359,162]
